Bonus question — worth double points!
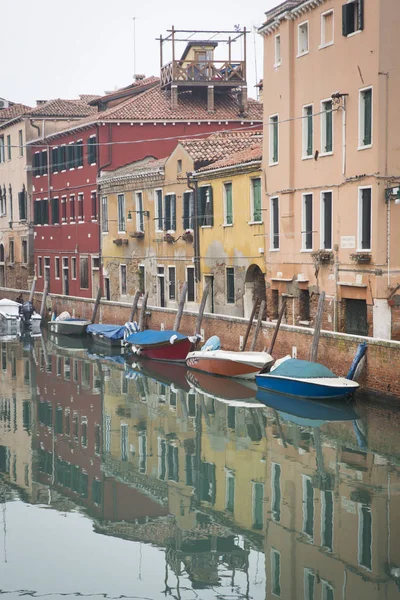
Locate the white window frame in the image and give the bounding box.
[69,194,75,222]
[250,177,263,224]
[61,195,67,222]
[71,256,77,280]
[320,190,333,250]
[44,256,51,282]
[101,195,108,233]
[302,104,313,159]
[186,266,196,303]
[320,9,334,48]
[269,114,279,166]
[343,0,363,37]
[274,34,281,67]
[301,193,313,251]
[117,193,126,234]
[120,263,127,296]
[164,192,176,232]
[154,188,164,232]
[297,21,309,57]
[320,98,334,156]
[358,86,373,150]
[135,190,144,232]
[270,196,280,251]
[357,186,372,252]
[223,181,233,226]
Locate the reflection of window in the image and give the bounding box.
[302,475,314,538]
[358,504,372,570]
[167,443,178,481]
[120,423,128,461]
[139,432,147,473]
[225,471,235,513]
[271,463,281,522]
[158,438,167,480]
[304,569,315,600]
[105,414,111,454]
[321,580,335,600]
[321,490,334,551]
[252,482,264,530]
[271,549,281,597]
[81,418,88,447]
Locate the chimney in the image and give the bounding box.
[134,74,146,81]
[171,85,178,110]
[239,87,248,114]
[207,86,215,113]
[36,100,47,106]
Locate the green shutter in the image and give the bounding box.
[363,89,372,146]
[307,107,313,156]
[225,183,233,225]
[183,192,189,229]
[165,195,171,230]
[171,194,176,230]
[207,186,214,227]
[273,118,278,162]
[325,102,333,152]
[253,178,262,222]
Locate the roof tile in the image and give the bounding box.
[28,98,97,118]
[180,131,261,168]
[197,140,262,172]
[0,103,31,122]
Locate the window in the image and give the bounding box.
[168,266,176,300]
[298,21,309,55]
[302,475,314,538]
[6,135,11,160]
[359,87,372,148]
[18,130,23,157]
[302,193,313,250]
[198,186,213,227]
[321,100,333,154]
[76,140,83,167]
[304,569,315,600]
[271,463,281,522]
[80,256,89,289]
[41,150,48,175]
[358,503,372,570]
[321,191,332,249]
[164,193,176,231]
[67,143,75,170]
[183,191,194,230]
[71,257,77,279]
[44,257,50,282]
[59,146,66,171]
[139,433,147,474]
[270,197,279,250]
[187,267,195,302]
[37,256,43,277]
[342,0,364,36]
[321,490,334,551]
[177,159,182,174]
[302,105,313,158]
[22,239,28,264]
[226,471,235,513]
[55,257,60,279]
[138,265,145,294]
[251,178,262,222]
[91,191,97,219]
[51,197,59,224]
[35,198,49,225]
[33,151,47,176]
[135,191,144,232]
[88,136,97,165]
[120,264,127,295]
[18,188,27,221]
[358,187,371,250]
[0,187,6,215]
[226,267,235,304]
[101,196,108,232]
[155,189,163,230]
[0,136,4,163]
[274,34,281,66]
[61,196,67,221]
[158,438,167,480]
[9,239,14,263]
[70,195,75,221]
[223,182,233,225]
[252,482,264,530]
[322,581,335,600]
[271,549,281,597]
[269,115,279,164]
[51,147,58,173]
[117,194,125,232]
[321,10,334,46]
[78,193,84,221]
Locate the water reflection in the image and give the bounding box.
[0,336,400,599]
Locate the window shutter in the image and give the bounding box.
[307,108,313,156]
[253,179,261,221]
[225,184,232,225]
[342,3,353,36]
[34,201,40,224]
[273,198,279,249]
[273,120,278,162]
[18,191,26,221]
[361,189,371,249]
[305,194,313,249]
[183,192,189,230]
[363,89,372,146]
[357,0,364,31]
[324,192,332,249]
[157,191,163,230]
[325,103,333,152]
[165,196,171,230]
[198,188,205,226]
[171,194,176,230]
[207,186,214,227]
[42,150,48,175]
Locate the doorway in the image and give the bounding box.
[62,257,69,296]
[244,264,266,319]
[345,299,368,336]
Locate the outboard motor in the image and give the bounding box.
[20,301,34,325]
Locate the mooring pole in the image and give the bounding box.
[174,282,188,331]
[39,279,49,319]
[310,291,326,362]
[91,287,102,323]
[241,298,259,352]
[267,296,287,355]
[250,300,265,351]
[195,284,209,337]
[129,291,141,323]
[138,291,149,331]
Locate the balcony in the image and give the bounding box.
[160,60,246,89]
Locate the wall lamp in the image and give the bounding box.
[385,186,400,205]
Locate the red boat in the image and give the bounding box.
[126,329,196,363]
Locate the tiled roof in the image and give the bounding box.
[28,98,98,118]
[90,76,160,105]
[0,103,31,121]
[197,140,262,172]
[99,156,167,181]
[180,132,262,168]
[98,87,263,122]
[79,94,102,103]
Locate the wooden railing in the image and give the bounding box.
[160,60,246,87]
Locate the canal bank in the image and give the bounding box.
[2,286,400,397]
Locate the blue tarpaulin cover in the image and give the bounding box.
[87,324,126,340]
[272,359,338,379]
[126,329,187,346]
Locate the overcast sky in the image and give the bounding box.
[3,0,277,107]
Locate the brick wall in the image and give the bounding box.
[3,287,400,398]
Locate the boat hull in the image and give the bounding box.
[133,338,193,363]
[186,369,257,401]
[256,373,358,399]
[48,320,90,336]
[186,350,272,379]
[90,333,125,349]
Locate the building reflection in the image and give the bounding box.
[0,341,400,597]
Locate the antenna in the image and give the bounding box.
[253,26,259,100]
[132,17,137,76]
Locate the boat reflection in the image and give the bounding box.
[0,341,400,598]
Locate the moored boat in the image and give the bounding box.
[0,299,21,331]
[186,348,273,379]
[48,317,91,336]
[87,323,128,349]
[256,358,359,399]
[126,329,197,362]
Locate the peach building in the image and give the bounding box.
[259,0,400,339]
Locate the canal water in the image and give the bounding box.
[0,336,399,599]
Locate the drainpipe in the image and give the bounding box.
[187,172,200,283]
[342,95,347,177]
[96,123,113,296]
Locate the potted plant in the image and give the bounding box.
[350,252,371,264]
[182,230,194,242]
[311,249,334,266]
[130,231,145,239]
[164,233,176,244]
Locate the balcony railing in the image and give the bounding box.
[160,60,246,88]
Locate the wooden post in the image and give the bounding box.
[129,291,141,323]
[310,291,326,362]
[28,278,36,303]
[39,279,49,319]
[241,298,259,352]
[173,282,188,331]
[243,27,247,81]
[138,291,149,331]
[91,287,102,324]
[160,34,163,69]
[171,25,175,79]
[195,284,209,337]
[267,296,287,355]
[250,300,265,351]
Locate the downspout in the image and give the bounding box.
[342,95,347,177]
[97,123,113,296]
[187,172,200,283]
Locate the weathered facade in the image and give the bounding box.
[259,0,400,339]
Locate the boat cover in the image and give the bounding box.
[126,329,187,346]
[271,359,338,379]
[201,335,221,351]
[87,324,126,340]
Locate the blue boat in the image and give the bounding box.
[87,323,128,348]
[256,358,359,399]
